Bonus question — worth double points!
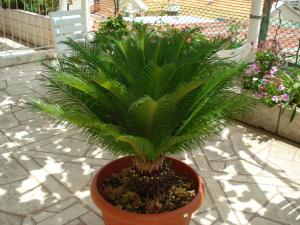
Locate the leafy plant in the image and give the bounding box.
[29,20,255,173]
[255,48,281,75]
[1,0,59,15]
[279,67,300,121]
[242,46,287,106]
[225,23,245,49]
[92,16,129,51]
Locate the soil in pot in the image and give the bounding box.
[99,159,197,214]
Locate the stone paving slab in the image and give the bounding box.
[0,62,300,225]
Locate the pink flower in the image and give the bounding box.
[251,63,260,74]
[270,66,278,76]
[263,79,270,84]
[245,63,260,76]
[256,92,268,98]
[278,84,285,91]
[263,73,272,79]
[272,96,279,103]
[280,94,289,102]
[255,92,263,98]
[245,68,252,76]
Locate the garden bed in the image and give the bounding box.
[239,103,300,144]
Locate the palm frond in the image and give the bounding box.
[29,19,256,165]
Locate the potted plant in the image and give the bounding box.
[29,19,255,225]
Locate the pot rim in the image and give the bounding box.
[90,156,205,220]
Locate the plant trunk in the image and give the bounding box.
[132,157,166,174]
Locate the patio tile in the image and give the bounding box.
[64,219,85,225]
[6,85,34,96]
[80,211,104,225]
[0,211,23,225]
[85,146,114,159]
[295,150,300,162]
[35,138,90,157]
[1,62,300,225]
[230,128,272,155]
[265,156,300,180]
[192,209,219,225]
[3,124,65,146]
[0,90,16,106]
[0,80,6,89]
[223,159,264,176]
[218,180,272,214]
[257,194,300,225]
[37,204,88,225]
[0,180,58,215]
[0,104,11,114]
[202,139,235,161]
[0,113,19,129]
[14,108,40,122]
[269,140,298,160]
[22,216,35,225]
[16,156,71,199]
[35,158,94,193]
[250,216,285,225]
[32,211,55,223]
[0,159,28,185]
[45,198,78,213]
[6,76,37,86]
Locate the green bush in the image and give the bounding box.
[29,18,255,173]
[279,67,300,121]
[1,0,59,15]
[242,45,299,122]
[225,23,246,50]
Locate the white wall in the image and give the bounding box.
[0,8,53,48]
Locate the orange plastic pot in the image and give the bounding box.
[90,156,205,225]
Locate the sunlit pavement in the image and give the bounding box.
[0,62,300,225]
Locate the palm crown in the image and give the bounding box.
[29,21,255,172]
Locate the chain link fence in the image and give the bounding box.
[0,0,299,65]
[92,0,300,65]
[268,17,300,65]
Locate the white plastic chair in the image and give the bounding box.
[49,10,90,56]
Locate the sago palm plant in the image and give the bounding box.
[29,22,255,173]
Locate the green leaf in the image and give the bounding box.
[290,104,297,123]
[117,135,156,161]
[128,95,176,142]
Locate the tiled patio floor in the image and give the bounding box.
[0,62,300,225]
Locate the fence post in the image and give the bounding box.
[59,0,68,11]
[259,0,273,41]
[246,0,264,62]
[81,0,90,39]
[247,0,264,45]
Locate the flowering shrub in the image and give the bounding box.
[242,46,300,121]
[242,47,288,107]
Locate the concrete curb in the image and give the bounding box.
[239,103,300,144]
[0,49,56,68]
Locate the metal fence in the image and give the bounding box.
[268,17,300,65]
[0,0,59,52]
[1,0,299,65]
[92,1,300,65]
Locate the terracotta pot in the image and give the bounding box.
[90,156,205,225]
